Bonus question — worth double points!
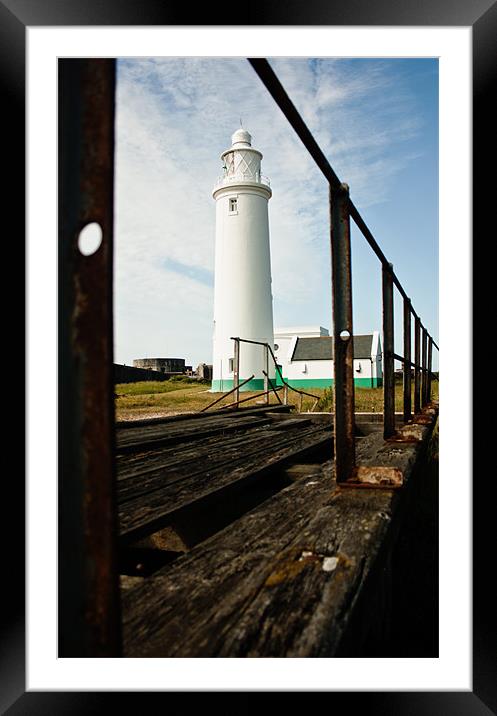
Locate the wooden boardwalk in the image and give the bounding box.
[117,408,331,544]
[115,404,438,657]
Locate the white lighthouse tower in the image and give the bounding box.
[211,128,275,392]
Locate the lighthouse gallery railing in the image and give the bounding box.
[214,172,271,188]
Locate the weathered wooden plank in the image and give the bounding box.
[118,411,266,440]
[116,414,276,453]
[117,418,316,490]
[116,403,293,431]
[228,437,424,657]
[121,425,432,657]
[118,425,332,526]
[115,418,375,488]
[121,462,333,657]
[118,411,267,439]
[118,424,332,543]
[267,417,313,430]
[116,423,271,481]
[215,487,397,656]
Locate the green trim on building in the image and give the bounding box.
[355,377,383,388]
[283,378,334,389]
[282,377,383,389]
[211,376,383,392]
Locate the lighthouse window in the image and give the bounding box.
[229,198,238,214]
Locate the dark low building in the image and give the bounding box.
[133,358,186,374]
[114,363,170,384]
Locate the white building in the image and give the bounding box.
[274,327,383,389]
[211,128,275,392]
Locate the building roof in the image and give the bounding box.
[275,326,329,338]
[291,335,375,361]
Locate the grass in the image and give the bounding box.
[316,381,439,413]
[115,377,208,396]
[115,378,439,421]
[115,380,211,419]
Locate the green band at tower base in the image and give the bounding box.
[210,378,266,392]
[210,377,382,392]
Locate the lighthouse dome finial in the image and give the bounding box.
[231,128,252,148]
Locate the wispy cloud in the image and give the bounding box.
[163,258,214,287]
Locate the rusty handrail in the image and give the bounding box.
[219,385,284,410]
[199,374,255,412]
[59,59,121,657]
[262,370,283,405]
[230,336,321,411]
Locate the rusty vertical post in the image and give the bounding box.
[283,384,288,405]
[233,338,240,408]
[421,327,428,407]
[403,298,412,423]
[264,344,269,404]
[330,183,355,482]
[414,317,421,414]
[59,59,121,656]
[427,337,433,403]
[382,263,395,439]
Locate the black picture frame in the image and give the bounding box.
[6,0,492,712]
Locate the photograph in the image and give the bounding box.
[60,54,440,660]
[5,0,493,710]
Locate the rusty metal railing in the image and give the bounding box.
[59,59,121,656]
[201,336,319,412]
[230,337,321,412]
[249,58,439,485]
[199,373,255,412]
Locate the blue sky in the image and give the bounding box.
[114,57,438,369]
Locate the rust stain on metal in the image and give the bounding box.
[341,465,404,489]
[386,425,424,443]
[411,415,433,425]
